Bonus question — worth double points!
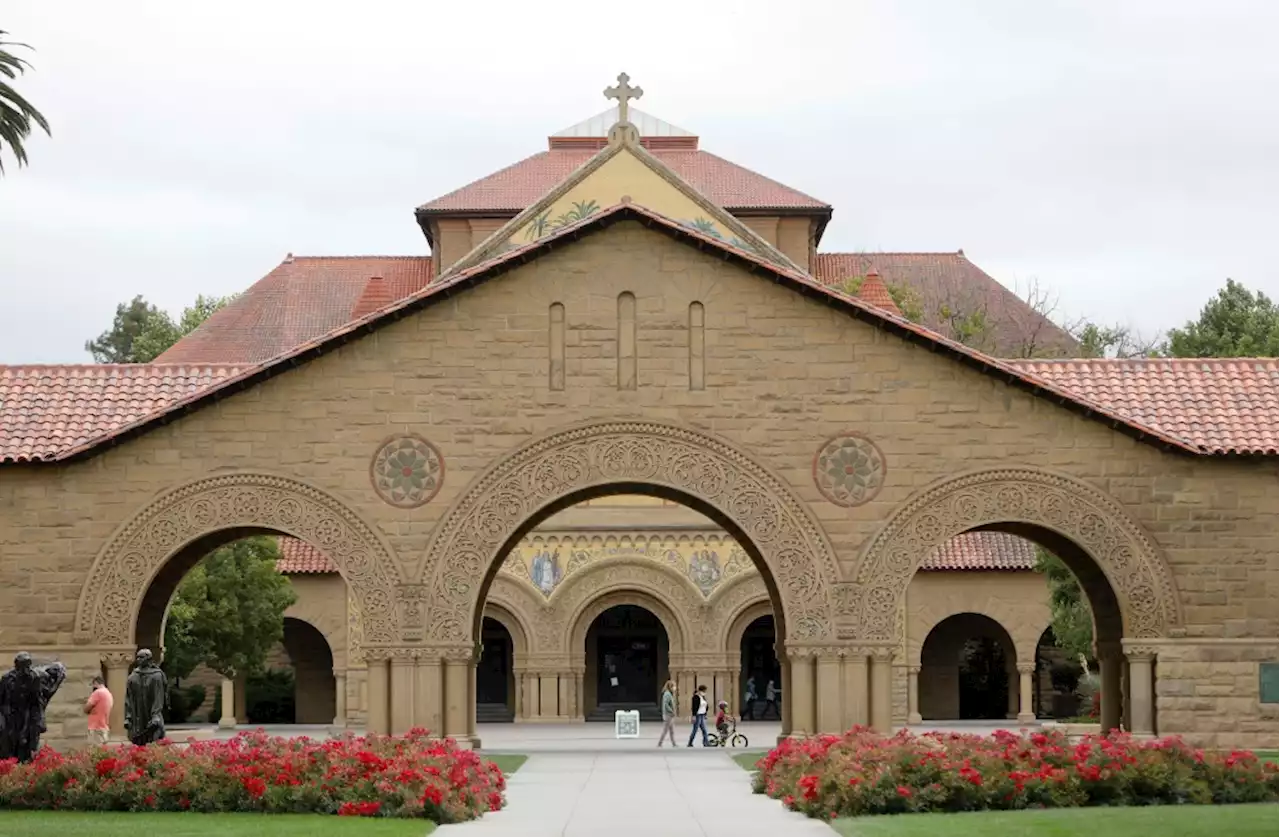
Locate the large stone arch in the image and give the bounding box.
[420,419,840,645]
[845,467,1183,643]
[75,472,402,647]
[553,558,701,654]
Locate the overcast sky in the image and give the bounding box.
[1,1,1276,363]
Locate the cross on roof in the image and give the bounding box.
[604,72,643,126]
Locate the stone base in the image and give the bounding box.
[907,713,922,725]
[1016,713,1037,724]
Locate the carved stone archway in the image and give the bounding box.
[482,592,535,657]
[556,560,699,654]
[75,473,402,647]
[420,420,840,645]
[712,573,772,651]
[845,468,1182,643]
[567,589,688,657]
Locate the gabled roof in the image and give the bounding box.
[156,256,433,365]
[552,107,694,139]
[1,203,1275,464]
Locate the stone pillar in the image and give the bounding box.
[1007,665,1019,719]
[333,670,347,727]
[907,665,922,725]
[538,674,558,719]
[1098,641,1123,733]
[218,677,237,729]
[468,658,479,746]
[714,670,730,712]
[415,655,442,733]
[558,673,571,720]
[815,651,843,734]
[844,651,869,729]
[1122,662,1133,731]
[443,651,470,740]
[1016,663,1036,724]
[1125,645,1156,738]
[729,668,740,717]
[786,650,814,736]
[511,667,524,720]
[103,653,130,740]
[869,649,894,734]
[389,653,415,734]
[366,653,390,735]
[521,672,538,719]
[573,669,585,720]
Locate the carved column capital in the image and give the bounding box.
[1016,662,1037,675]
[908,665,921,675]
[1122,642,1159,663]
[100,650,136,667]
[868,647,896,664]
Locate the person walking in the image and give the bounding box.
[742,676,757,721]
[83,674,112,746]
[687,684,710,747]
[656,679,678,747]
[764,679,779,720]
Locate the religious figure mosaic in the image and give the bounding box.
[369,435,444,508]
[688,548,722,595]
[529,549,563,596]
[814,433,886,507]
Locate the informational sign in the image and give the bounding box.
[614,710,640,739]
[1260,662,1279,705]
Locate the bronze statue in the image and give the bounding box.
[0,652,67,763]
[124,649,167,746]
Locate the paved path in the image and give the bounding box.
[436,750,833,837]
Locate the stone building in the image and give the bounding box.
[0,77,1275,750]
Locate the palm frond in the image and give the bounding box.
[0,31,50,173]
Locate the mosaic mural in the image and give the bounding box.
[369,435,444,509]
[500,534,754,599]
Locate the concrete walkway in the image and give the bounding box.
[436,750,833,837]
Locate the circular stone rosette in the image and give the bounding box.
[370,435,444,509]
[813,433,886,507]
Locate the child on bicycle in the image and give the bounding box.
[714,700,730,739]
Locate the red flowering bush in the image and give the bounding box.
[752,726,1278,820]
[0,728,507,822]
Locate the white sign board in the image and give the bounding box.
[614,709,640,739]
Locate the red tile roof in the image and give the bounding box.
[416,148,829,215]
[277,537,336,574]
[813,252,1080,358]
[0,204,1274,463]
[1007,358,1279,456]
[920,531,1039,571]
[0,364,248,462]
[855,270,903,317]
[156,257,433,365]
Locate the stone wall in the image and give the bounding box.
[1154,640,1279,749]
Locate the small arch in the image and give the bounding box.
[280,616,336,724]
[483,577,539,656]
[919,612,1017,721]
[581,601,671,717]
[848,467,1182,642]
[564,579,691,655]
[722,595,774,654]
[75,472,402,647]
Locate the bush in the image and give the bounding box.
[246,669,295,724]
[164,684,207,725]
[750,727,1278,820]
[0,729,506,823]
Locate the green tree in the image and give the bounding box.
[1070,321,1162,359]
[87,293,237,363]
[162,537,296,680]
[841,275,925,323]
[0,31,50,173]
[1034,547,1094,659]
[1163,279,1279,358]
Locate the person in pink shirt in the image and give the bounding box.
[84,675,113,745]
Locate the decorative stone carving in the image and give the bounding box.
[75,473,401,646]
[419,421,838,644]
[558,560,699,652]
[395,585,429,642]
[370,435,444,509]
[813,433,886,507]
[346,587,366,667]
[846,468,1182,643]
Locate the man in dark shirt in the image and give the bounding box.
[686,684,710,747]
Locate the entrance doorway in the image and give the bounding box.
[919,612,1016,720]
[477,617,514,722]
[585,604,668,721]
[740,614,781,720]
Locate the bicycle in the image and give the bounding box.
[705,716,749,748]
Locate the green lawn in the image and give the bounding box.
[732,750,767,772]
[486,753,528,774]
[1256,749,1277,766]
[829,804,1278,836]
[0,812,435,836]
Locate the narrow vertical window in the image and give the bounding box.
[617,292,636,390]
[549,303,565,391]
[688,302,705,391]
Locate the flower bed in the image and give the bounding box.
[752,727,1278,820]
[0,729,505,822]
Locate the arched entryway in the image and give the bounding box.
[280,617,336,724]
[738,614,781,721]
[918,613,1016,721]
[584,604,669,721]
[477,617,515,722]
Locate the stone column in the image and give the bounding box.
[907,665,922,725]
[729,668,740,717]
[218,677,237,729]
[786,650,814,736]
[1007,665,1019,719]
[389,652,416,734]
[1097,641,1123,733]
[511,667,524,720]
[815,651,843,735]
[468,658,479,746]
[333,670,347,727]
[558,673,571,720]
[103,653,130,740]
[520,672,537,719]
[843,651,869,729]
[366,653,390,735]
[714,670,730,712]
[1125,645,1156,738]
[869,649,894,734]
[443,651,471,740]
[573,669,585,720]
[538,674,558,719]
[415,655,442,733]
[1016,663,1036,723]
